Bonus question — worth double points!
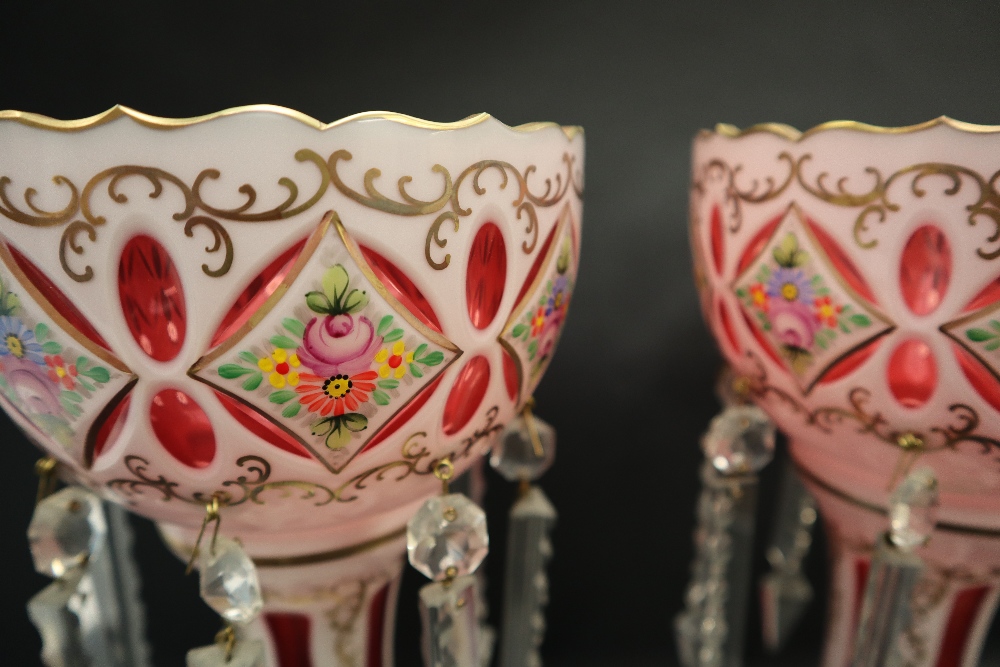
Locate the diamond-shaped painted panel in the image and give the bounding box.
[0,241,134,466]
[500,205,577,403]
[733,206,893,393]
[942,301,1000,411]
[191,214,461,475]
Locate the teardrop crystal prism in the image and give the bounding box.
[198,536,263,625]
[490,413,556,482]
[408,493,489,581]
[28,486,107,578]
[889,467,939,550]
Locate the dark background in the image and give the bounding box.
[3,1,1000,665]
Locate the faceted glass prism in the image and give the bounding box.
[408,493,489,581]
[701,405,775,475]
[419,575,481,667]
[27,570,88,667]
[889,467,939,550]
[490,413,556,482]
[198,536,263,624]
[28,486,107,578]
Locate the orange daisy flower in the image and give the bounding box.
[295,370,378,416]
[530,307,546,337]
[45,355,78,390]
[749,283,769,312]
[813,296,842,327]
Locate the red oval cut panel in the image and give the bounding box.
[118,236,186,361]
[466,223,507,330]
[362,375,442,453]
[90,392,131,464]
[900,225,951,316]
[710,205,724,275]
[887,339,937,409]
[442,356,490,436]
[953,343,1000,413]
[502,347,519,401]
[150,388,216,468]
[8,243,112,351]
[215,390,310,458]
[211,240,305,348]
[361,246,443,333]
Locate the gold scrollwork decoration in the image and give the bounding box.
[745,353,1000,458]
[693,153,796,233]
[696,153,1000,260]
[332,405,503,502]
[0,175,79,226]
[794,155,1000,258]
[329,150,582,270]
[106,406,504,508]
[1,147,580,280]
[0,151,331,282]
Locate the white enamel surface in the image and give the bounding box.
[692,122,1000,529]
[0,109,584,546]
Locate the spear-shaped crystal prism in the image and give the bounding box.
[27,570,88,667]
[852,467,939,667]
[420,575,481,667]
[499,486,557,667]
[888,467,938,550]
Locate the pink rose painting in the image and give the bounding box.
[298,313,382,377]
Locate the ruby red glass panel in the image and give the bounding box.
[118,235,186,362]
[360,246,443,333]
[465,223,507,330]
[887,339,937,409]
[442,356,490,436]
[900,225,951,316]
[210,240,306,348]
[149,388,216,468]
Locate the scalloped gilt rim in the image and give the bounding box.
[0,104,584,140]
[698,116,1000,142]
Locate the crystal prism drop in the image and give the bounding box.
[490,413,556,482]
[198,536,264,624]
[408,493,489,581]
[760,457,815,653]
[889,467,939,550]
[28,486,107,578]
[701,405,775,475]
[419,575,481,667]
[852,536,924,667]
[27,569,88,667]
[677,460,760,667]
[759,572,813,654]
[187,639,267,667]
[499,486,557,667]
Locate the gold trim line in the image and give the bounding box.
[699,116,1000,142]
[0,104,583,139]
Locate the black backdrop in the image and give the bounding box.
[3,2,1000,665]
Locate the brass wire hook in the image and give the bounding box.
[186,494,223,575]
[215,624,237,662]
[522,396,544,458]
[35,457,58,505]
[434,457,454,495]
